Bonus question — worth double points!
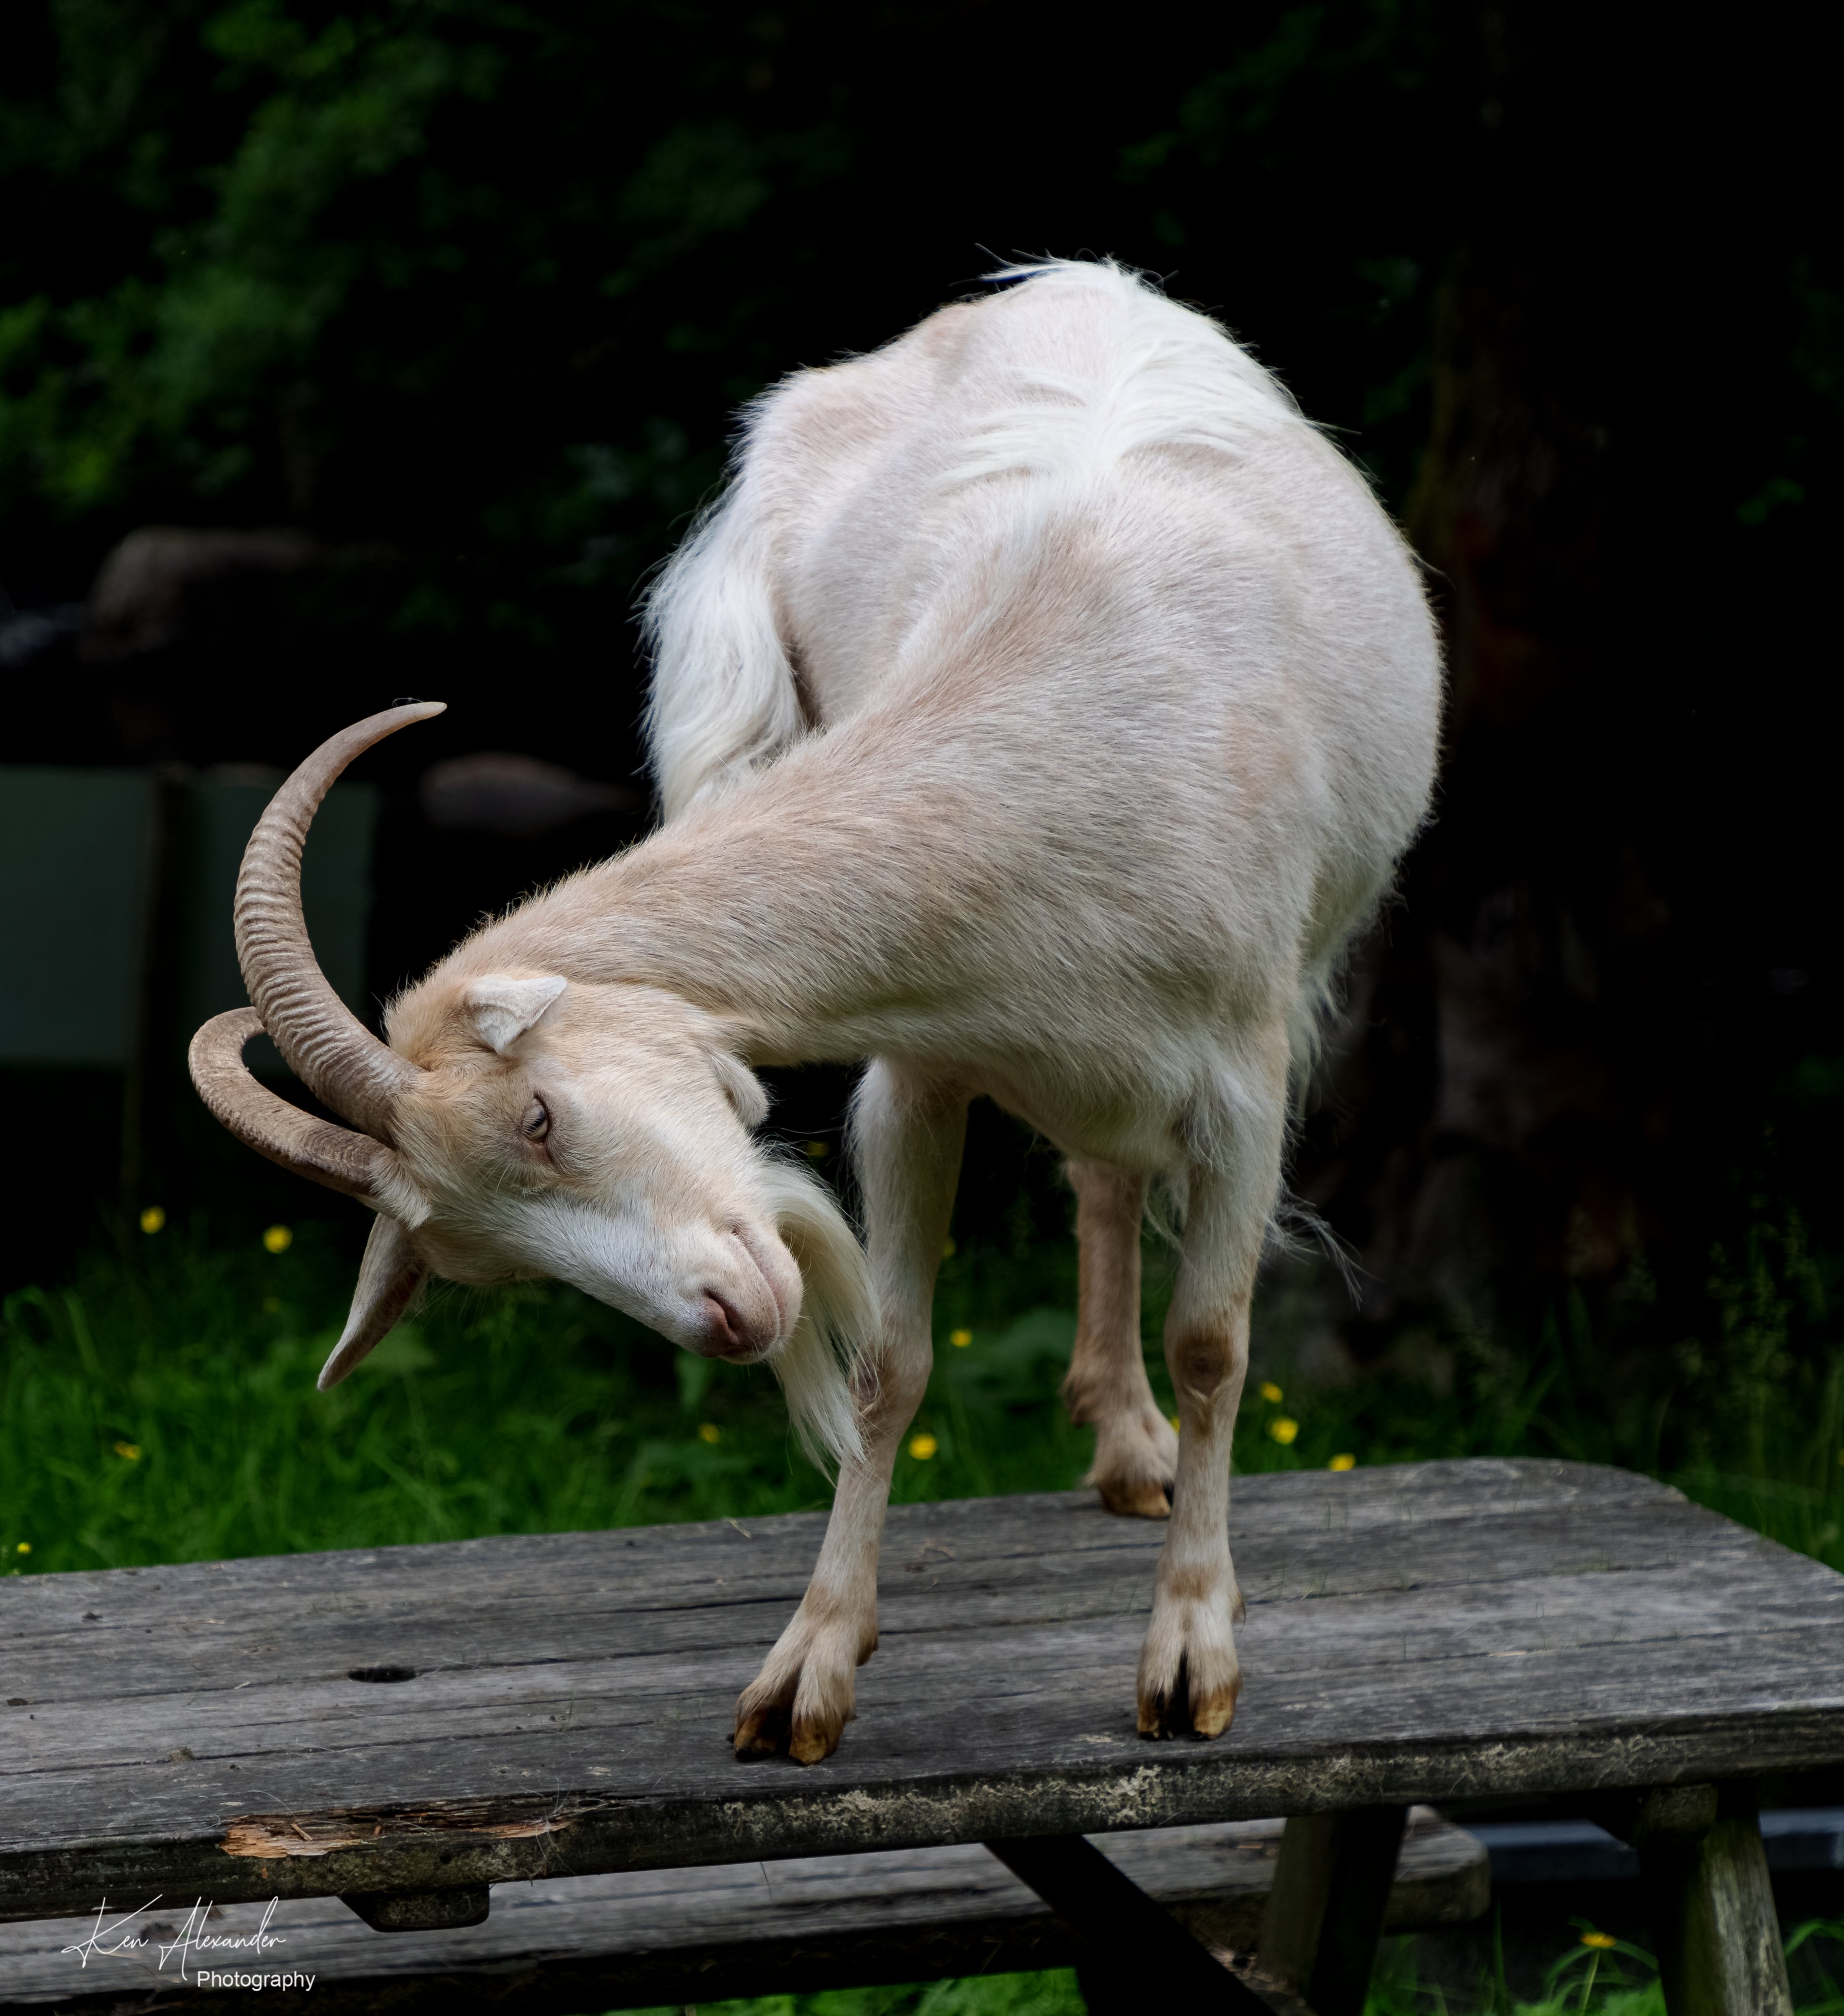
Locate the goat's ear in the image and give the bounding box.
[319,1214,423,1390]
[710,1047,770,1128]
[463,974,567,1054]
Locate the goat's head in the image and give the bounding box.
[189,704,870,1468]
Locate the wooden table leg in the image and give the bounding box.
[1615,1784,1795,2016]
[984,1834,1274,2013]
[1255,1805,1409,2016]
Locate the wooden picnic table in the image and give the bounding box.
[4,1458,1841,2014]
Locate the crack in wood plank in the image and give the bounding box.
[222,1797,579,1859]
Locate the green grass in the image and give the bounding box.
[5,1208,1838,1577]
[589,1914,1844,2013]
[0,1220,1108,1570]
[1360,1917,1844,2014]
[3,1212,1841,2014]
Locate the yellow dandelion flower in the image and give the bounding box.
[139,1206,166,1235]
[262,1225,293,1254]
[696,1423,722,1444]
[1169,1414,1181,1432]
[1267,1416,1300,1446]
[802,1140,829,1159]
[941,1237,956,1258]
[949,1328,973,1348]
[15,1542,29,1554]
[113,1441,141,1461]
[909,1433,938,1460]
[1258,1380,1283,1403]
[1328,1453,1357,1472]
[1579,1930,1617,1950]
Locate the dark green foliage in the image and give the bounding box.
[9,0,1830,717]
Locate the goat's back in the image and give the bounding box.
[645,261,1439,1003]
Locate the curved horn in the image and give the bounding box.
[188,1010,425,1223]
[234,701,444,1139]
[318,1213,424,1390]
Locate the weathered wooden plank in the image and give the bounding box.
[0,1811,1485,2012]
[3,1463,1841,1922]
[3,1498,1823,1719]
[6,1589,1826,1789]
[11,1552,1840,1790]
[7,1616,1842,1830]
[0,1462,1719,1680]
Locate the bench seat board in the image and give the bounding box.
[0,1812,1486,2012]
[3,1459,1841,1921]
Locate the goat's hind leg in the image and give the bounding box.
[734,1061,966,1765]
[1063,1161,1178,1519]
[1136,1167,1254,1740]
[1136,1039,1287,1740]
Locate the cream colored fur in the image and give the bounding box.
[372,259,1439,1758]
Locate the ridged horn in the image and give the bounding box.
[188,1009,422,1220]
[233,701,444,1139]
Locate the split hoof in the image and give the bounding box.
[733,1694,849,1765]
[733,1610,864,1765]
[1136,1592,1243,1741]
[1136,1655,1243,1740]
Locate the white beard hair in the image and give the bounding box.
[756,1155,877,1473]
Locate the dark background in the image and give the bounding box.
[3,0,1838,1385]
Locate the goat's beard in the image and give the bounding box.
[758,1157,878,1473]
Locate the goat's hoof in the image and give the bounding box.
[1086,1404,1180,1520]
[1095,1475,1174,1519]
[788,1723,840,1766]
[734,1698,846,1765]
[733,1700,791,1757]
[1136,1661,1242,1740]
[733,1618,861,1764]
[1136,1603,1242,1740]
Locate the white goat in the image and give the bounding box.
[192,260,1440,1762]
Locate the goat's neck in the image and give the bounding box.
[450,755,974,1064]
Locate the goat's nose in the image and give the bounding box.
[701,1291,767,1361]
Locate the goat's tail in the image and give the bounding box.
[641,466,805,825]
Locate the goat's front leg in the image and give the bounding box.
[734,1060,967,1765]
[1137,1126,1278,1738]
[1064,1160,1177,1519]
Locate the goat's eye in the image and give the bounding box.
[523,1098,551,1142]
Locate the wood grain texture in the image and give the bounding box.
[3,1460,1840,1921]
[0,1811,1484,2012]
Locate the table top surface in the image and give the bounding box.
[5,1457,1843,1921]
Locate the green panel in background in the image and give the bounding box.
[0,770,153,1065]
[0,767,377,1074]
